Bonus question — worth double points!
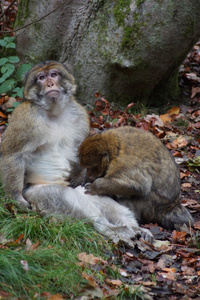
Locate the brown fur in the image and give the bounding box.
[0,61,153,244]
[79,126,194,229]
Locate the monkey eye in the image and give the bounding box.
[38,75,45,81]
[51,72,58,78]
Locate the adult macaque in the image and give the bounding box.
[0,61,153,244]
[78,126,194,230]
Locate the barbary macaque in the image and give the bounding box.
[78,126,194,230]
[0,61,153,244]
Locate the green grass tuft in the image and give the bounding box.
[0,194,111,298]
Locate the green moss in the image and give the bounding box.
[14,0,30,28]
[135,0,145,6]
[33,22,42,32]
[113,0,131,26]
[113,0,145,48]
[122,12,142,47]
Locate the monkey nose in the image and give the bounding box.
[47,82,54,87]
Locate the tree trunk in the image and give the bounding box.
[15,0,200,105]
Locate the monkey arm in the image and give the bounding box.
[0,103,44,208]
[85,174,152,197]
[69,162,89,187]
[84,155,153,197]
[0,153,30,208]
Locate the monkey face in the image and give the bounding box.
[79,153,102,180]
[23,61,77,113]
[79,150,109,181]
[79,134,110,180]
[86,164,104,181]
[37,68,61,100]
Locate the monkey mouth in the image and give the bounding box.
[45,90,60,96]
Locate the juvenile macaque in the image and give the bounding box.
[79,126,194,230]
[0,61,153,244]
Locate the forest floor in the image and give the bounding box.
[83,48,200,299]
[0,1,200,299]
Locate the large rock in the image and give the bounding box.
[16,0,200,105]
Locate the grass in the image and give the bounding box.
[0,188,112,299]
[0,187,147,299]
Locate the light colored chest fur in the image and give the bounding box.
[26,107,88,185]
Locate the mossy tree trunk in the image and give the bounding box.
[15,0,200,106]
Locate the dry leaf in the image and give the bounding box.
[185,72,200,82]
[142,281,157,286]
[15,233,25,243]
[48,294,64,300]
[194,221,200,230]
[171,230,187,243]
[167,106,180,115]
[106,279,123,287]
[144,114,164,126]
[181,266,196,276]
[5,97,17,108]
[191,86,200,98]
[157,272,175,281]
[82,272,97,287]
[171,136,188,148]
[0,111,7,118]
[162,267,176,273]
[153,240,170,249]
[77,252,107,266]
[181,182,192,188]
[194,122,200,128]
[160,113,172,124]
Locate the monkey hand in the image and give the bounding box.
[84,182,100,195]
[84,183,93,194]
[135,227,154,243]
[84,180,104,195]
[69,168,88,188]
[16,194,31,210]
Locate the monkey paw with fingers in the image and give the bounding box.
[84,182,93,194]
[135,227,154,243]
[84,180,104,195]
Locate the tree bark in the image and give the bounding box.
[15,0,200,105]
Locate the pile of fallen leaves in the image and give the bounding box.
[75,230,200,299]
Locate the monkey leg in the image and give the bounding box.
[24,184,153,244]
[75,186,153,243]
[157,202,194,230]
[118,193,194,230]
[146,193,194,230]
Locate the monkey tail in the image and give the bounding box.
[160,202,194,230]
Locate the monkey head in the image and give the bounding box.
[78,136,110,180]
[23,61,76,115]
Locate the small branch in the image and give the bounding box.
[0,0,67,34]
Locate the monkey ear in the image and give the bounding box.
[71,84,77,95]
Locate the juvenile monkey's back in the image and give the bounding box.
[103,126,174,163]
